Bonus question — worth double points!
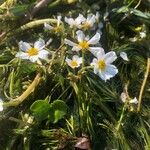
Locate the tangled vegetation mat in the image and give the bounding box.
[0,0,150,149]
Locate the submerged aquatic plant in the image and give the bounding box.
[0,0,150,149]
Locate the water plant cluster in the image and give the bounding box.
[0,0,149,149]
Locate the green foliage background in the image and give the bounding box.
[0,0,150,149]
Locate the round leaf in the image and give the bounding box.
[30,100,50,121]
[51,100,67,123]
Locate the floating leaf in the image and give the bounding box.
[51,100,67,123]
[30,100,50,121]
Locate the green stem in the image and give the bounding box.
[71,82,82,136]
[82,51,85,68]
[134,0,142,9]
[9,69,15,98]
[1,19,58,43]
[15,19,57,33]
[116,102,127,131]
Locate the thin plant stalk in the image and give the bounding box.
[116,102,128,131]
[137,58,150,112]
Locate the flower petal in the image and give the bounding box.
[72,55,80,60]
[87,14,96,26]
[76,14,85,25]
[98,71,108,81]
[91,58,98,65]
[64,39,77,47]
[93,66,99,74]
[44,23,54,30]
[85,35,90,41]
[38,50,49,59]
[120,92,128,103]
[72,46,81,51]
[34,38,45,50]
[65,57,71,65]
[65,17,76,27]
[139,32,146,38]
[95,12,100,21]
[97,64,118,81]
[57,15,62,26]
[29,56,39,62]
[105,64,118,78]
[16,52,29,59]
[64,17,70,24]
[104,51,117,64]
[91,58,99,74]
[120,52,129,61]
[129,97,138,104]
[73,55,82,64]
[89,47,105,58]
[88,32,100,45]
[0,99,3,112]
[76,30,85,42]
[19,41,31,52]
[77,57,82,64]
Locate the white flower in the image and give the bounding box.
[64,30,101,52]
[120,52,129,61]
[66,55,82,69]
[80,13,96,30]
[44,15,62,33]
[139,31,146,38]
[91,49,118,81]
[129,97,138,104]
[65,13,102,30]
[120,92,138,104]
[16,38,49,62]
[120,92,128,103]
[0,99,3,112]
[65,14,85,28]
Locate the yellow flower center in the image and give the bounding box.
[135,26,142,32]
[98,60,106,71]
[54,26,62,33]
[71,60,78,68]
[82,22,91,30]
[78,41,89,50]
[27,48,38,56]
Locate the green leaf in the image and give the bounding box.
[9,5,29,17]
[51,100,67,123]
[48,105,55,123]
[9,3,33,17]
[30,100,51,121]
[132,9,149,19]
[116,6,129,13]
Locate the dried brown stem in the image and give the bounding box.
[27,0,53,19]
[4,73,41,107]
[137,58,150,112]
